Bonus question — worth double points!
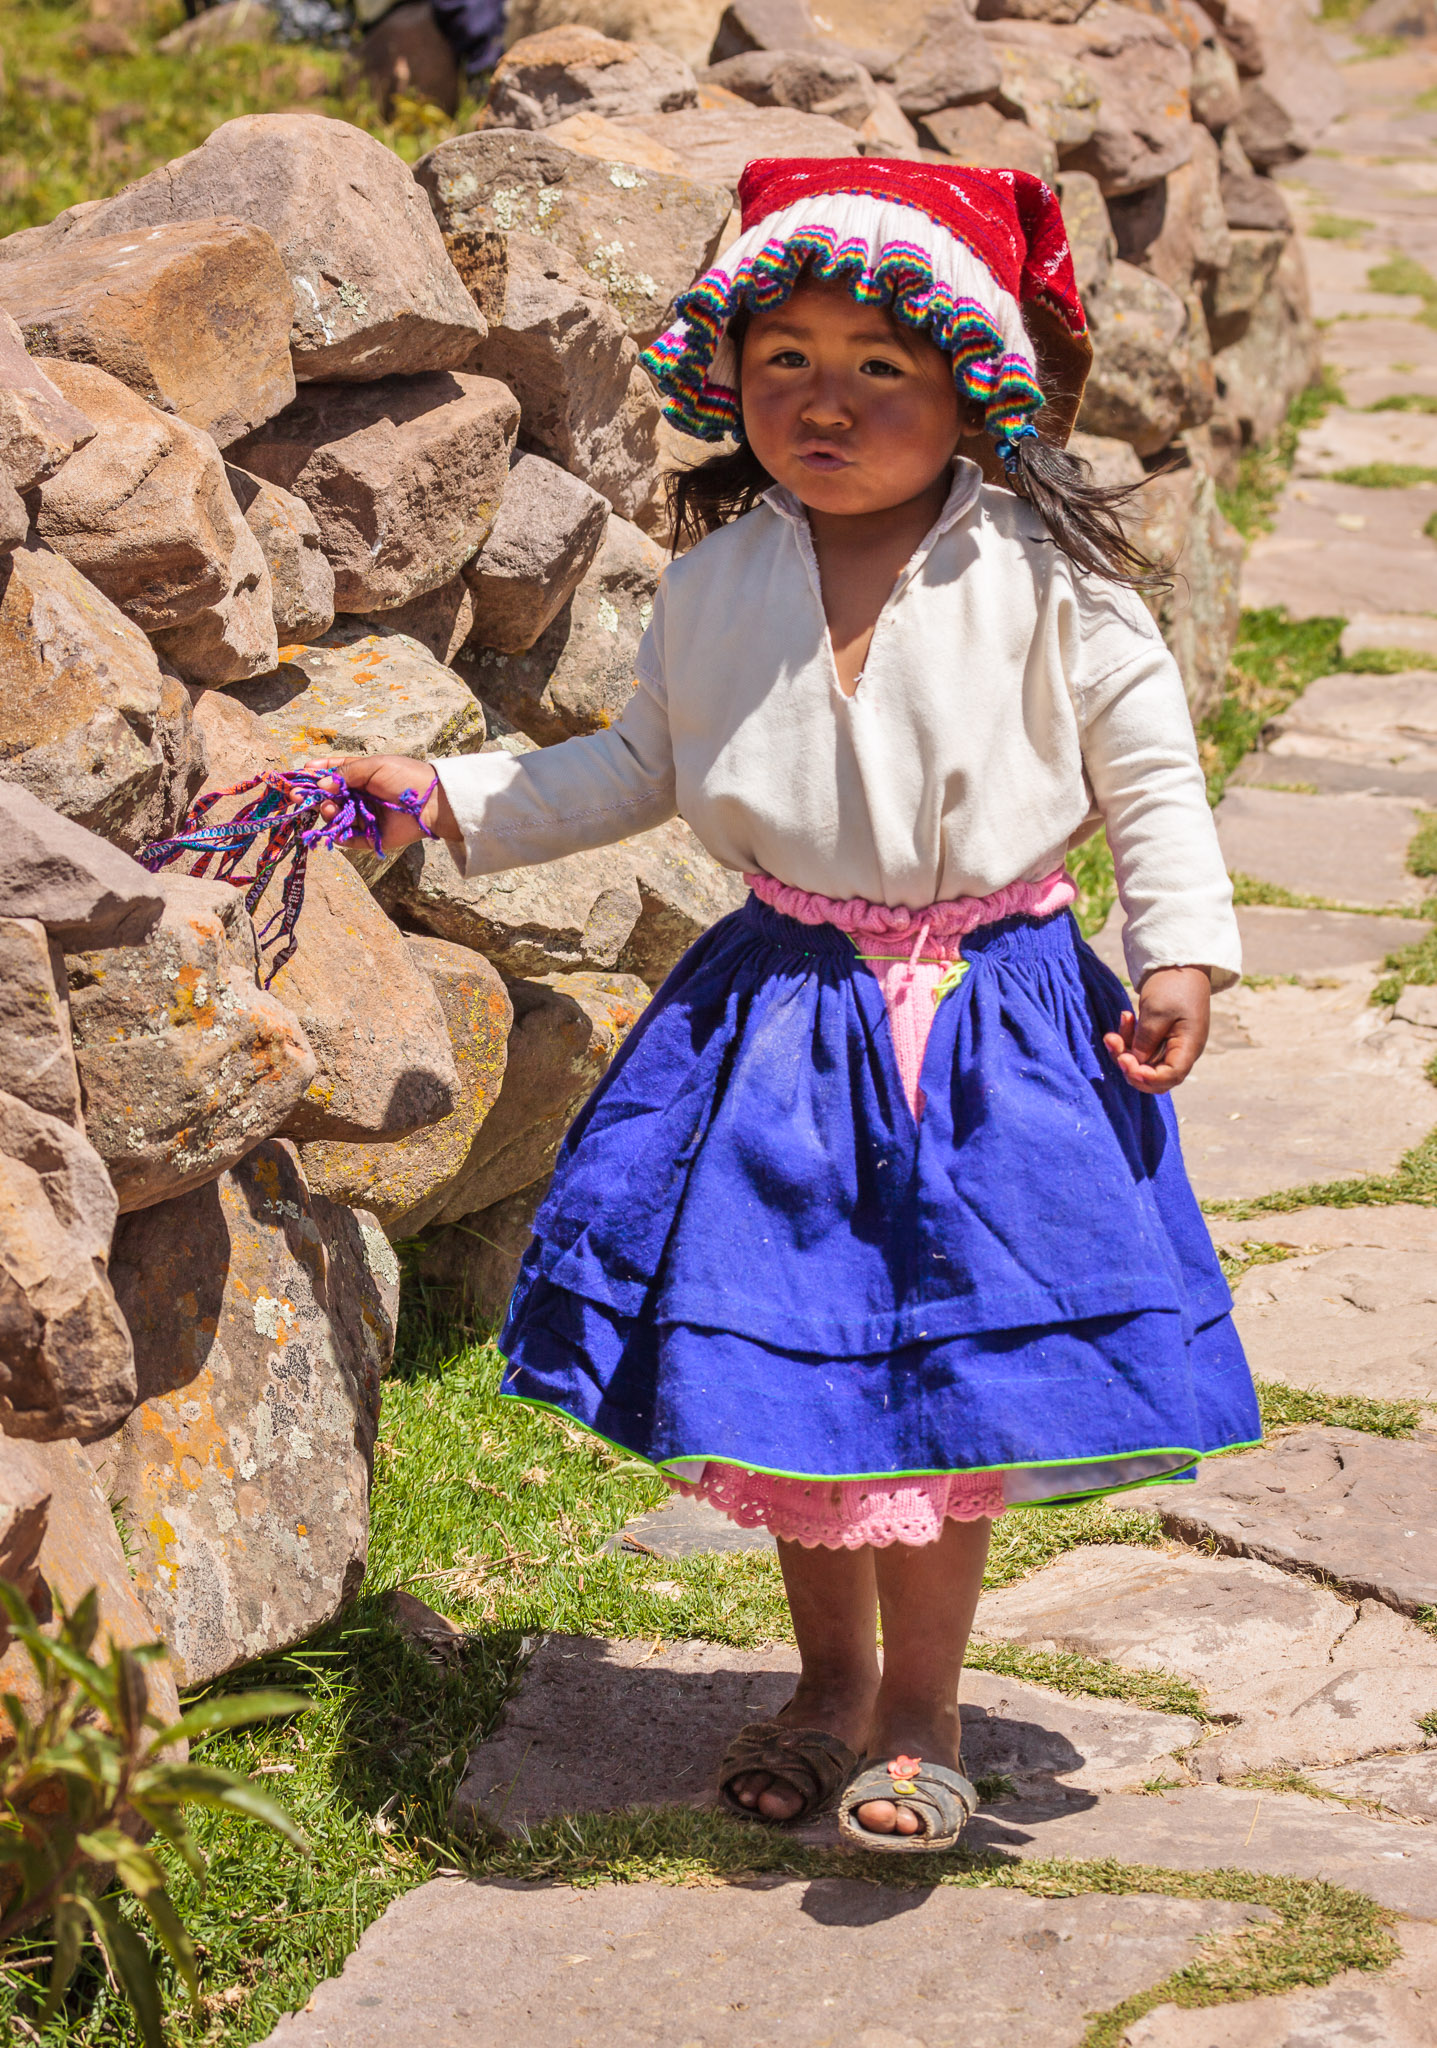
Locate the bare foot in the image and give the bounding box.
[727,1672,877,1823]
[850,1703,964,1839]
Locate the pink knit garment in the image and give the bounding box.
[747,867,1076,1118]
[667,867,1076,1548]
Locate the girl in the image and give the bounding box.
[317,159,1258,1853]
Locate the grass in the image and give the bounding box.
[1217,370,1345,540]
[1070,829,1117,938]
[0,0,482,241]
[1370,392,1437,413]
[1367,254,1437,327]
[1345,644,1437,672]
[1194,609,1346,800]
[1254,1379,1422,1438]
[1308,213,1373,240]
[1204,1121,1437,1216]
[1228,871,1422,915]
[1329,462,1437,486]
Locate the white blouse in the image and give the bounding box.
[436,460,1241,990]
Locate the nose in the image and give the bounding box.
[799,367,853,432]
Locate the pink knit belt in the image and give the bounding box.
[747,868,1076,1119]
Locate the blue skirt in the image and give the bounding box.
[499,895,1260,1504]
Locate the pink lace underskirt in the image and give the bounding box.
[666,869,1076,1548]
[669,1465,1007,1548]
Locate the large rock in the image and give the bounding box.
[32,359,277,687]
[378,837,645,981]
[919,101,1057,178]
[465,452,609,654]
[1078,259,1214,455]
[504,0,729,68]
[300,937,512,1231]
[0,918,81,1127]
[0,782,165,950]
[0,1437,51,1637]
[0,542,204,854]
[446,231,660,522]
[65,875,316,1213]
[0,114,485,384]
[411,1175,550,1317]
[1211,232,1317,450]
[888,4,1001,116]
[1204,223,1286,351]
[0,1436,179,1736]
[225,465,335,646]
[227,372,518,614]
[993,4,1194,196]
[1128,461,1242,720]
[1056,170,1117,299]
[0,307,95,505]
[1231,0,1345,166]
[1188,21,1241,130]
[982,21,1100,146]
[99,1140,399,1686]
[485,23,699,127]
[1216,126,1288,232]
[618,816,748,986]
[1108,127,1230,295]
[463,511,662,741]
[415,129,731,347]
[226,623,487,765]
[0,219,295,452]
[423,970,651,1227]
[0,1091,136,1443]
[358,577,478,667]
[605,103,861,186]
[704,47,879,126]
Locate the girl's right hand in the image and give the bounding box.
[303,754,458,852]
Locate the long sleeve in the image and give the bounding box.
[433,644,677,878]
[1072,580,1241,992]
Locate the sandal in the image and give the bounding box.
[837,1754,978,1853]
[718,1718,859,1826]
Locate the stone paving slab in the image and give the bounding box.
[970,1784,1437,1917]
[605,1495,773,1558]
[1218,1217,1437,1405]
[1306,1749,1437,1822]
[1119,1919,1437,2048]
[1318,315,1437,410]
[1341,612,1437,661]
[1240,479,1437,622]
[1293,406,1437,477]
[258,1874,1272,2048]
[974,1543,1437,1778]
[1091,903,1419,983]
[1173,975,1437,1202]
[1139,1428,1437,1619]
[1231,665,1437,798]
[447,1634,1202,1837]
[1213,786,1427,908]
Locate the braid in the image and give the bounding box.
[999,433,1173,593]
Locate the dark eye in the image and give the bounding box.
[769,348,809,368]
[860,357,903,378]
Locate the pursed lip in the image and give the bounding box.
[794,444,852,470]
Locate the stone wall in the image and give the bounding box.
[0,0,1341,1683]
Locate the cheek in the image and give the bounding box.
[739,377,798,459]
[863,381,962,462]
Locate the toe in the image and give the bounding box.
[894,1804,922,1836]
[853,1798,899,1834]
[757,1781,804,1821]
[729,1771,769,1809]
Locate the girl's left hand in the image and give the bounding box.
[1103,965,1211,1094]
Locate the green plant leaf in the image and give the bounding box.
[65,1585,101,1661]
[82,1893,166,2048]
[135,1881,201,2006]
[113,1646,150,1749]
[155,1763,311,1852]
[147,1688,311,1754]
[128,1793,207,1883]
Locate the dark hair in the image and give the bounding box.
[664,305,1172,591]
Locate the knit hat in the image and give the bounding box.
[640,157,1092,462]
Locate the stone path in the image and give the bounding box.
[259,31,1437,2048]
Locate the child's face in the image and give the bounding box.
[739,279,972,517]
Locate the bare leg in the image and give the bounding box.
[853,1515,992,1837]
[728,1536,880,1822]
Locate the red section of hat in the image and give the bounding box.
[734,158,1086,338]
